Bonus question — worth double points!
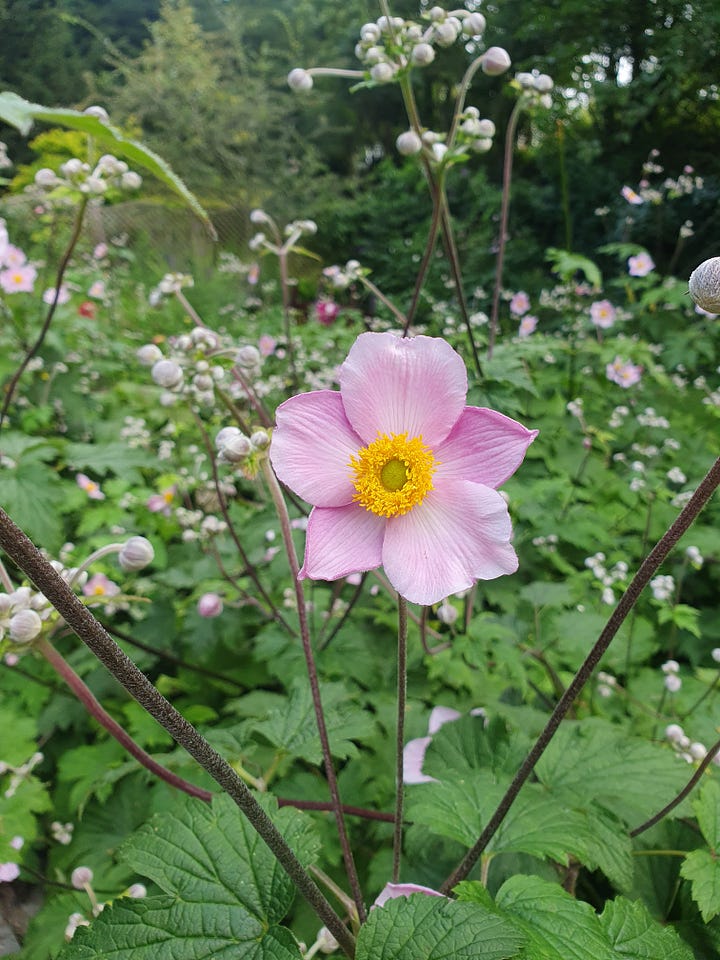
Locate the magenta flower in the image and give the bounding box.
[270,333,537,605]
[628,252,655,277]
[590,299,616,329]
[316,299,340,326]
[606,356,642,388]
[509,291,530,316]
[76,473,105,500]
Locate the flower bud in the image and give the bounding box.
[137,344,163,366]
[472,138,493,153]
[665,723,684,742]
[317,926,340,954]
[360,23,381,43]
[481,46,512,76]
[121,171,142,190]
[236,345,261,368]
[152,359,183,388]
[396,130,423,156]
[215,426,241,449]
[249,209,271,225]
[35,168,58,187]
[71,867,94,890]
[476,119,496,138]
[118,536,154,572]
[84,105,109,122]
[411,43,436,67]
[534,74,554,92]
[219,432,253,462]
[463,12,486,35]
[197,592,223,618]
[126,883,147,898]
[288,68,313,91]
[516,72,534,89]
[434,21,459,46]
[370,62,395,83]
[9,609,42,643]
[250,429,270,450]
[689,257,720,313]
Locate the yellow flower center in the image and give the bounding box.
[350,432,437,518]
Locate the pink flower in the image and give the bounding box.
[2,245,27,269]
[0,264,37,294]
[147,487,176,515]
[606,356,642,388]
[42,284,71,305]
[247,263,260,286]
[82,573,120,598]
[0,863,20,883]
[316,300,340,326]
[93,243,108,260]
[518,315,538,338]
[628,252,655,277]
[197,592,223,617]
[270,333,537,605]
[590,300,616,329]
[258,334,277,357]
[621,185,644,205]
[76,473,105,500]
[404,705,462,784]
[374,882,445,909]
[509,291,530,316]
[88,281,106,299]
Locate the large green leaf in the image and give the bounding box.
[599,897,694,959]
[60,793,316,959]
[0,463,68,551]
[680,784,720,924]
[0,91,215,237]
[355,893,524,960]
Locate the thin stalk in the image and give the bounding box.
[439,195,482,379]
[278,248,298,391]
[0,506,355,959]
[402,166,444,335]
[356,276,408,330]
[439,455,720,893]
[393,596,408,883]
[488,100,522,360]
[0,197,88,430]
[261,459,366,923]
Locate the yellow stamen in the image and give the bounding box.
[350,432,437,518]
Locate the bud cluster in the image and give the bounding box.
[322,260,364,291]
[215,425,270,476]
[139,326,232,407]
[249,212,318,255]
[514,70,554,109]
[34,154,142,197]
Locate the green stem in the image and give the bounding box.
[0,507,355,959]
[392,596,408,883]
[278,248,299,391]
[439,455,720,893]
[261,459,366,923]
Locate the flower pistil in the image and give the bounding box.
[350,432,437,518]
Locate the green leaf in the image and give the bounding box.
[250,678,376,764]
[599,897,694,959]
[355,893,524,960]
[680,850,720,922]
[546,248,602,287]
[0,90,215,237]
[1,464,68,551]
[693,778,720,850]
[64,441,154,478]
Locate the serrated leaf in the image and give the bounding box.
[680,850,720,922]
[64,441,155,477]
[406,775,507,848]
[120,793,318,924]
[0,91,215,237]
[59,897,302,959]
[0,464,68,550]
[599,897,694,959]
[355,893,524,960]
[251,678,375,764]
[692,777,720,850]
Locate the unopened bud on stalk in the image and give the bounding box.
[151,359,183,388]
[689,257,720,313]
[219,433,253,462]
[481,46,512,76]
[411,43,435,66]
[396,130,423,156]
[250,429,270,450]
[118,536,155,572]
[463,12,486,35]
[71,867,94,890]
[287,68,313,91]
[197,593,223,618]
[9,609,42,643]
[136,344,163,366]
[370,62,395,83]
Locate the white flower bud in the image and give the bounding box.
[472,138,493,153]
[431,143,448,163]
[197,593,223,618]
[61,158,85,177]
[712,647,720,664]
[84,105,109,122]
[476,119,496,138]
[690,742,707,761]
[516,72,534,89]
[538,94,553,109]
[121,171,142,190]
[118,536,154,572]
[665,723,684,742]
[71,866,94,889]
[287,68,313,91]
[9,609,42,643]
[437,602,458,625]
[236,345,261,368]
[370,62,395,83]
[295,219,318,235]
[152,359,183,388]
[317,926,340,954]
[411,43,436,66]
[360,23,381,43]
[463,12,486,35]
[215,426,241,449]
[534,74,554,92]
[482,46,512,76]
[665,674,682,693]
[434,21,459,46]
[396,130,423,156]
[35,168,58,186]
[429,6,445,20]
[126,883,147,899]
[689,257,720,313]
[250,430,270,450]
[136,344,163,366]
[249,209,271,225]
[220,433,253,462]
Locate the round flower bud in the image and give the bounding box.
[463,12,486,35]
[126,883,147,899]
[250,429,270,450]
[411,43,436,67]
[360,23,381,43]
[136,344,163,366]
[249,209,271,225]
[35,168,59,187]
[429,6,445,20]
[287,68,313,91]
[516,72,534,89]
[472,138,493,154]
[534,73,554,92]
[84,105,109,122]
[118,536,155,572]
[197,593,223,618]
[434,21,459,46]
[476,119,496,138]
[152,359,183,388]
[9,609,42,644]
[236,345,261,368]
[121,171,142,190]
[370,62,395,83]
[538,94,553,109]
[712,647,720,663]
[396,130,423,156]
[215,426,241,449]
[690,742,707,761]
[61,158,85,177]
[665,723,684,742]
[317,926,340,954]
[71,867,94,890]
[437,602,458,625]
[219,432,252,462]
[689,257,720,313]
[665,674,682,693]
[482,46,512,76]
[432,143,448,163]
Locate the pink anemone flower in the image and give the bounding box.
[270,332,537,606]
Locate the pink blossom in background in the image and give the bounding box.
[606,356,642,388]
[0,863,20,883]
[316,299,340,326]
[590,300,616,329]
[628,252,655,277]
[403,705,462,784]
[247,263,260,285]
[258,334,277,357]
[147,487,176,515]
[2,245,27,269]
[93,243,108,260]
[88,281,106,299]
[518,315,538,338]
[373,882,445,909]
[76,473,105,500]
[621,185,644,205]
[82,573,120,598]
[0,264,37,294]
[509,291,530,316]
[270,332,537,605]
[42,284,71,305]
[197,592,223,618]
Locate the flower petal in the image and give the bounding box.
[435,407,538,489]
[402,736,437,784]
[270,390,361,506]
[339,332,467,447]
[382,479,518,605]
[299,504,385,581]
[373,882,445,909]
[428,706,462,735]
